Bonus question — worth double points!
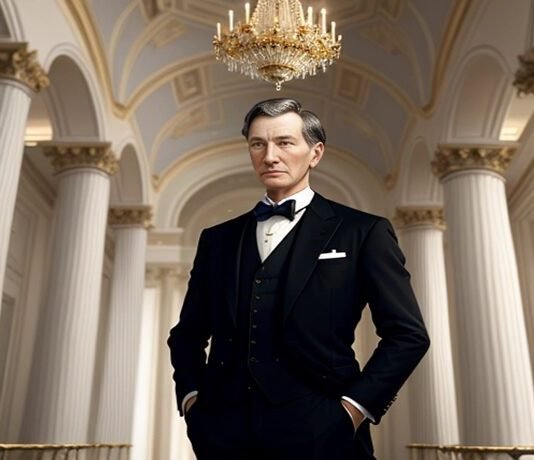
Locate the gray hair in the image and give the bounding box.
[241,98,326,147]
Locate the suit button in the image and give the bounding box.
[255,295,260,300]
[255,279,262,284]
[252,324,257,329]
[275,357,280,363]
[321,375,327,379]
[250,357,258,363]
[250,340,257,345]
[219,361,225,366]
[253,309,258,313]
[228,338,233,343]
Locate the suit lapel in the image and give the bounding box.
[225,213,253,327]
[283,194,342,323]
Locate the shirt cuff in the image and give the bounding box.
[341,396,376,423]
[181,391,198,414]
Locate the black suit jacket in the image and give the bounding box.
[168,193,430,425]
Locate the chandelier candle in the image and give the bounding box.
[212,0,342,90]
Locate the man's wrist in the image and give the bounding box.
[340,399,364,430]
[181,390,198,414]
[184,395,197,413]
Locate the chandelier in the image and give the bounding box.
[212,0,342,91]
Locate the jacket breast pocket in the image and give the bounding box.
[316,257,350,288]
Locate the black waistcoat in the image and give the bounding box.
[233,217,313,405]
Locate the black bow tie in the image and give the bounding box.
[253,200,296,222]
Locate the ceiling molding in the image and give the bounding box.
[118,10,187,100]
[64,0,471,121]
[108,2,138,80]
[421,0,473,115]
[64,0,128,118]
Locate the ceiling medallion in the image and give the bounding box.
[213,0,342,91]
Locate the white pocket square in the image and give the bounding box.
[318,250,347,260]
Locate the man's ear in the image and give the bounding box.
[310,142,325,169]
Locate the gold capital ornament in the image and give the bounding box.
[109,207,153,229]
[42,142,118,175]
[0,42,49,91]
[432,145,517,179]
[394,207,445,231]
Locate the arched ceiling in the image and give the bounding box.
[66,0,471,183]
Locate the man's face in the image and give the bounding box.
[247,112,324,202]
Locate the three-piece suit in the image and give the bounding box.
[168,193,430,458]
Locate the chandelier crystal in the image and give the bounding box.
[213,0,342,91]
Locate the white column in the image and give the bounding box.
[153,268,194,460]
[433,145,534,445]
[0,42,48,301]
[93,207,152,443]
[395,208,459,445]
[21,143,117,443]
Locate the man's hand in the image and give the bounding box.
[184,395,198,414]
[341,399,365,431]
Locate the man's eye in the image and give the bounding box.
[279,141,291,146]
[250,142,263,148]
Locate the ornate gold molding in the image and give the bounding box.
[109,206,152,229]
[42,142,118,175]
[407,443,534,454]
[0,42,49,91]
[514,47,534,96]
[63,0,471,119]
[0,444,131,450]
[432,145,517,179]
[395,207,445,230]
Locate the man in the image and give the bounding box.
[168,98,430,459]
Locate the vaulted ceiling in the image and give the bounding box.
[66,0,470,185]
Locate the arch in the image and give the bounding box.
[148,90,394,178]
[43,44,107,141]
[177,167,363,247]
[155,140,387,231]
[110,143,150,206]
[112,136,153,204]
[444,46,510,143]
[0,0,24,40]
[400,137,441,205]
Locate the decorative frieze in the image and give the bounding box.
[0,42,49,91]
[109,206,152,229]
[395,207,445,230]
[42,143,118,175]
[432,145,517,179]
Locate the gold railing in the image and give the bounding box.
[0,444,131,460]
[408,444,534,460]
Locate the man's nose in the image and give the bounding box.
[264,143,279,164]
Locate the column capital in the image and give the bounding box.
[41,142,118,175]
[514,47,534,96]
[0,42,49,91]
[109,206,152,229]
[394,207,445,230]
[432,144,517,180]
